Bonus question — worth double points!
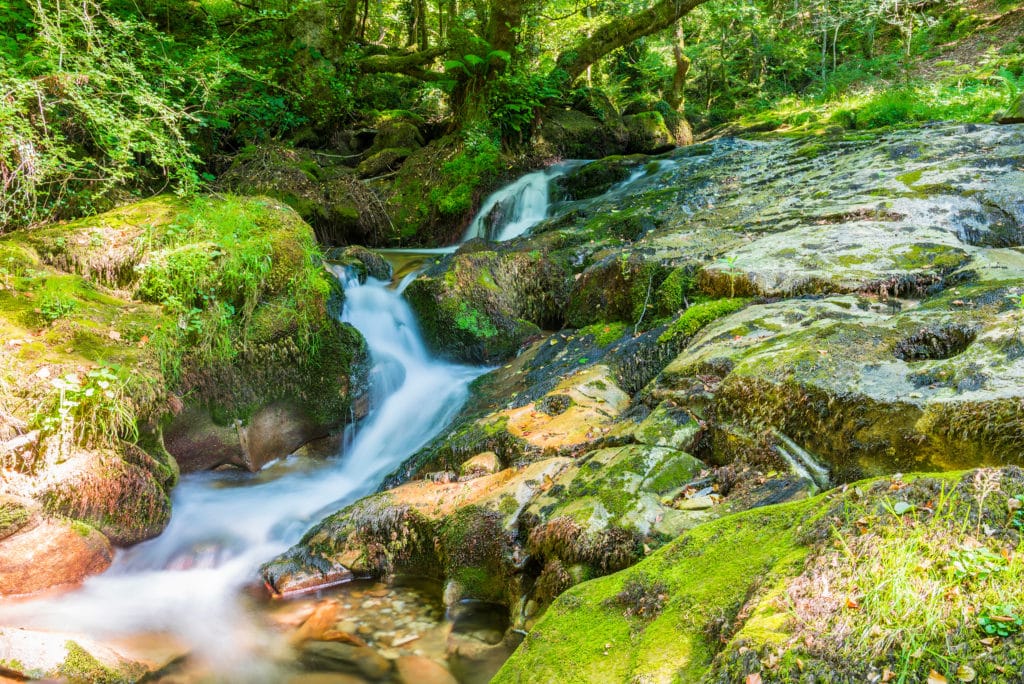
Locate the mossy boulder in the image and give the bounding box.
[622,112,675,155]
[998,91,1024,124]
[0,517,113,596]
[534,107,629,160]
[652,290,1024,482]
[0,194,369,593]
[551,156,644,202]
[404,247,571,363]
[218,144,389,245]
[495,468,1024,684]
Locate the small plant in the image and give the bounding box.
[948,546,1006,581]
[38,292,76,322]
[717,254,742,298]
[978,605,1023,638]
[32,366,137,450]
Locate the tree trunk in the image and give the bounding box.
[666,23,690,111]
[556,0,708,84]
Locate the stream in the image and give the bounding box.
[0,154,665,681]
[0,154,603,682]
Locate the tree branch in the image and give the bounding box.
[357,46,448,81]
[555,0,707,84]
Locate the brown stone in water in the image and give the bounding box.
[394,655,458,684]
[291,600,342,645]
[321,630,369,648]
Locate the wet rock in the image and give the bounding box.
[552,157,641,201]
[404,248,571,363]
[0,629,149,681]
[291,600,343,645]
[324,246,393,282]
[298,642,391,680]
[394,655,457,684]
[447,633,521,684]
[0,518,112,596]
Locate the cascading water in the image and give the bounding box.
[0,270,483,680]
[460,157,680,245]
[462,161,584,243]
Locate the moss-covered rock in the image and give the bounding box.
[218,144,389,245]
[551,156,643,202]
[496,468,1024,684]
[651,290,1024,482]
[404,247,571,363]
[534,107,629,160]
[0,194,370,592]
[622,112,675,155]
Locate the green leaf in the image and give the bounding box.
[893,501,914,515]
[463,53,485,69]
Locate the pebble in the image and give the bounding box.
[395,655,458,684]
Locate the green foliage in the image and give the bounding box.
[38,291,77,322]
[978,606,1023,638]
[487,63,561,141]
[0,0,215,229]
[31,366,138,448]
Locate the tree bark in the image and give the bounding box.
[666,22,690,111]
[556,0,707,84]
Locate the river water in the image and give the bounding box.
[0,155,669,680]
[0,270,482,680]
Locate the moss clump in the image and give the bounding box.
[59,641,137,684]
[0,500,31,540]
[658,298,750,343]
[578,322,629,347]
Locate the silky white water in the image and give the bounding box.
[462,161,586,242]
[0,270,483,679]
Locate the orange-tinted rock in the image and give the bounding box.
[459,452,500,479]
[395,655,458,684]
[0,519,112,596]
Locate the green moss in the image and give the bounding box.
[0,501,31,539]
[455,302,499,339]
[794,141,827,159]
[578,321,628,346]
[658,298,751,344]
[59,641,133,684]
[495,496,814,683]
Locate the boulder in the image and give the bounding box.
[404,247,571,363]
[218,144,390,245]
[622,112,675,154]
[534,107,629,160]
[0,518,112,596]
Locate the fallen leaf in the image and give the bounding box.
[926,670,946,684]
[956,664,976,682]
[881,668,895,682]
[893,501,914,515]
[746,675,762,684]
[846,597,860,610]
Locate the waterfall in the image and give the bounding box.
[461,161,584,243]
[0,271,484,680]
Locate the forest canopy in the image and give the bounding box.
[1,0,1021,230]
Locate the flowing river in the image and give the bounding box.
[0,154,674,681]
[0,269,482,680]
